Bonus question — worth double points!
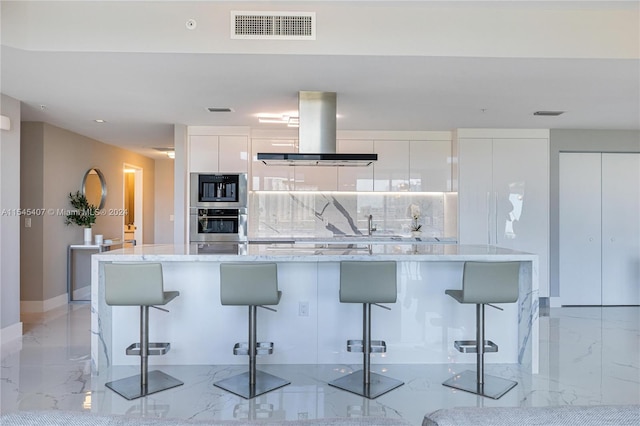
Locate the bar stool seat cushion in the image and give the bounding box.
[220,263,281,306]
[104,263,179,306]
[339,261,397,304]
[451,262,520,304]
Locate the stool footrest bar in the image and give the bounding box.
[233,342,274,356]
[454,340,498,353]
[125,342,170,356]
[347,339,386,353]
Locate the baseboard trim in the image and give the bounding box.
[0,321,23,345]
[21,293,68,313]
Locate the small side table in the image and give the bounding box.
[67,242,122,302]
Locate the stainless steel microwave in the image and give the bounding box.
[190,173,247,208]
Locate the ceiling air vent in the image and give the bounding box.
[533,111,565,116]
[231,11,315,40]
[207,107,234,113]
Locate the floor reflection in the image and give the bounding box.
[1,304,638,425]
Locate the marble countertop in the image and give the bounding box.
[93,243,536,262]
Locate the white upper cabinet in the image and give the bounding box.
[373,140,410,191]
[189,135,219,172]
[218,136,248,173]
[409,140,452,192]
[189,134,248,173]
[458,131,550,296]
[250,138,295,191]
[337,139,374,191]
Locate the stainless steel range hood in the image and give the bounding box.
[257,91,377,166]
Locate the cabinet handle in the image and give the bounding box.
[487,192,491,244]
[495,191,498,245]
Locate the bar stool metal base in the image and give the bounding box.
[214,370,290,399]
[442,369,517,400]
[329,370,404,399]
[105,370,184,400]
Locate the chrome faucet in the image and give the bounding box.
[367,214,377,236]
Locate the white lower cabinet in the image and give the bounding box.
[560,152,640,306]
[458,135,550,296]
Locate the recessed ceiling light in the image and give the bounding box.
[256,112,299,127]
[153,147,175,159]
[533,111,565,116]
[206,107,234,113]
[94,119,106,123]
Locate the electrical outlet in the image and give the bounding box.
[298,301,309,317]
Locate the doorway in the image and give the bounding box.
[123,164,143,247]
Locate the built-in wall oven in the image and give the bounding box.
[190,207,247,242]
[189,173,248,242]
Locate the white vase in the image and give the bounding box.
[83,227,92,244]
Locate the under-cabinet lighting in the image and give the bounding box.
[166,151,175,159]
[251,190,453,196]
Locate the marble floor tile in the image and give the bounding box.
[1,304,638,425]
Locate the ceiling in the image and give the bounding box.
[1,1,639,159]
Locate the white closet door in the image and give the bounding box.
[602,153,640,305]
[559,153,602,305]
[458,138,493,244]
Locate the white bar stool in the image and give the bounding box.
[214,263,290,399]
[442,261,520,399]
[329,261,404,399]
[104,262,183,400]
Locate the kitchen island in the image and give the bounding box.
[91,243,539,376]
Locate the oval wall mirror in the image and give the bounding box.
[82,168,107,210]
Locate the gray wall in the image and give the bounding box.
[549,129,640,298]
[0,94,21,333]
[154,158,174,244]
[21,122,156,302]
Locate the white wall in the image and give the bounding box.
[0,94,22,342]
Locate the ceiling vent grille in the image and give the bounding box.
[231,11,315,40]
[534,111,565,116]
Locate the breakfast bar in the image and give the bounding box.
[90,243,539,377]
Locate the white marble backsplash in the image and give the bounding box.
[249,192,457,239]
